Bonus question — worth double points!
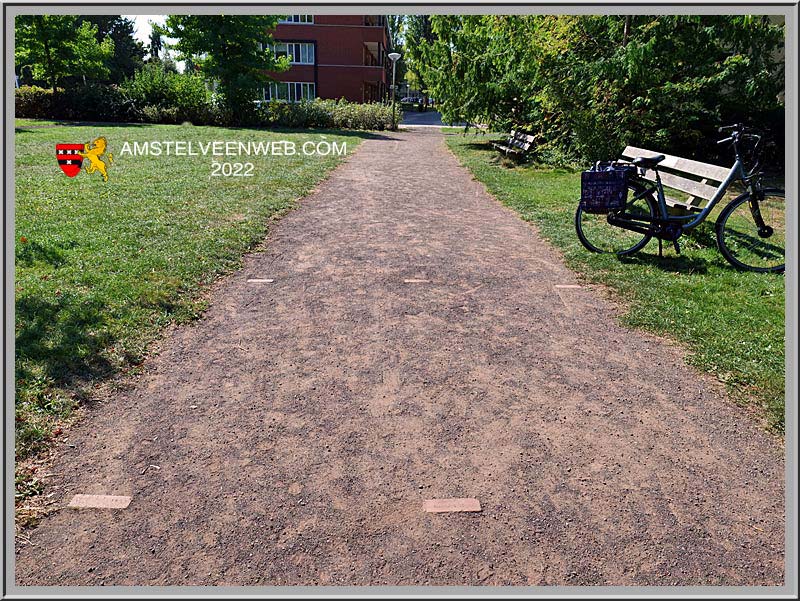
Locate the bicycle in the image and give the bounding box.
[574,125,785,273]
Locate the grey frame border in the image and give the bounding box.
[3,1,797,598]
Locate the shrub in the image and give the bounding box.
[15,84,135,122]
[121,62,174,107]
[170,74,213,123]
[17,77,399,131]
[140,105,179,124]
[60,84,136,122]
[260,98,399,130]
[121,62,212,124]
[15,86,55,119]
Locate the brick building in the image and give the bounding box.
[264,15,391,103]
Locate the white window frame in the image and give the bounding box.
[279,15,314,24]
[264,81,316,103]
[271,42,314,65]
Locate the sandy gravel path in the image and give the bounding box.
[15,128,783,587]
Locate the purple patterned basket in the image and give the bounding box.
[580,163,634,214]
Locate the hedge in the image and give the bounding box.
[15,84,400,131]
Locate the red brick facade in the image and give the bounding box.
[268,15,390,103]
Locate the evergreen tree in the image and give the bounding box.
[149,27,163,61]
[78,16,146,83]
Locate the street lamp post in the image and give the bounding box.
[388,52,401,130]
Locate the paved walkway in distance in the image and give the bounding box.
[401,109,445,126]
[16,128,783,587]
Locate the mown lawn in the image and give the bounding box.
[14,118,70,127]
[15,122,369,462]
[446,133,785,433]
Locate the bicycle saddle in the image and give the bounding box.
[631,154,665,168]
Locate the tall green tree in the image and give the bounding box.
[162,15,288,123]
[78,16,146,83]
[385,16,407,97]
[415,15,784,163]
[148,26,163,61]
[403,15,434,102]
[15,15,114,93]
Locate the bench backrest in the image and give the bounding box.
[509,129,536,152]
[621,146,732,206]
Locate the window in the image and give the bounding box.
[272,42,314,65]
[279,15,313,24]
[264,82,316,103]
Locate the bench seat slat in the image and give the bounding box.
[637,170,719,201]
[621,146,731,183]
[495,129,534,156]
[664,196,703,211]
[492,143,522,154]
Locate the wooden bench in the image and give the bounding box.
[492,129,535,158]
[462,122,487,136]
[621,146,731,213]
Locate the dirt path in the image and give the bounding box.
[15,128,783,587]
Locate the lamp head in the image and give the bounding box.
[388,52,401,62]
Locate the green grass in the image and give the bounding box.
[445,133,785,433]
[15,122,370,459]
[15,118,70,127]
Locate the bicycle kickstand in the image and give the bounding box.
[672,239,681,255]
[658,238,663,257]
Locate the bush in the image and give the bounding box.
[121,63,212,124]
[140,105,179,124]
[16,77,399,131]
[15,84,135,122]
[60,84,136,122]
[260,98,399,130]
[15,86,55,119]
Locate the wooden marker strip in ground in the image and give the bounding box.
[68,495,131,509]
[554,284,583,310]
[247,278,274,283]
[404,279,430,284]
[423,498,481,513]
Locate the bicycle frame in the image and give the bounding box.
[657,159,742,227]
[619,159,746,232]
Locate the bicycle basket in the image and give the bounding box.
[579,162,635,214]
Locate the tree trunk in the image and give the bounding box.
[622,16,632,47]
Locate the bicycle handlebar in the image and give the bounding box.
[716,127,761,148]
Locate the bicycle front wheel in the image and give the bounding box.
[716,189,785,273]
[575,181,657,255]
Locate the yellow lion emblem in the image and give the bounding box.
[78,137,113,182]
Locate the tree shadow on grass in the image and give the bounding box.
[15,293,115,390]
[15,240,77,269]
[461,141,497,152]
[682,223,718,249]
[15,121,152,132]
[618,247,713,275]
[15,127,46,134]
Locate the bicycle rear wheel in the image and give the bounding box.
[716,189,785,273]
[575,181,657,255]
